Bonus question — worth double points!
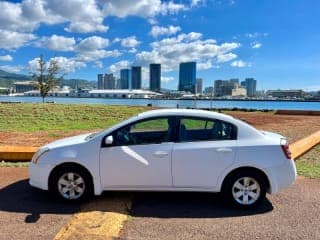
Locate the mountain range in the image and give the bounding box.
[0,70,96,89]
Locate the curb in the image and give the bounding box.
[0,146,38,161]
[290,130,320,159]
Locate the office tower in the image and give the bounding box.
[179,62,196,93]
[149,64,161,92]
[97,74,104,89]
[104,73,115,89]
[214,80,234,97]
[229,78,239,86]
[245,78,257,97]
[120,69,131,89]
[131,66,142,89]
[196,78,203,94]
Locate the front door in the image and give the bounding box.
[100,117,174,188]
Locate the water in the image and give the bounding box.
[0,96,319,110]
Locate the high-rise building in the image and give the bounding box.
[149,64,161,92]
[229,78,239,86]
[179,62,196,93]
[245,78,257,97]
[196,78,203,94]
[214,80,235,97]
[104,73,115,89]
[131,66,142,89]
[97,74,104,89]
[120,69,131,89]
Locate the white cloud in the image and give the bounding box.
[303,85,320,92]
[103,0,187,18]
[36,35,76,51]
[50,56,86,73]
[94,61,103,69]
[120,36,141,48]
[76,36,109,52]
[246,32,268,38]
[150,25,181,38]
[48,0,108,33]
[251,42,262,49]
[0,55,13,62]
[0,30,36,50]
[135,32,240,72]
[77,49,121,62]
[230,60,251,67]
[108,60,131,73]
[28,56,86,74]
[0,65,24,73]
[161,76,174,83]
[216,53,237,63]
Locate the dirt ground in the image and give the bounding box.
[1,112,320,147]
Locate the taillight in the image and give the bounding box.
[281,143,292,159]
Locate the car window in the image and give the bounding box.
[113,117,172,146]
[179,117,236,142]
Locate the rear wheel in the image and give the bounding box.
[222,170,266,208]
[49,165,93,202]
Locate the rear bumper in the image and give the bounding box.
[266,159,297,194]
[29,162,53,191]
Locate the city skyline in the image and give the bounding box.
[0,1,319,91]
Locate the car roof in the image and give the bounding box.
[137,108,235,122]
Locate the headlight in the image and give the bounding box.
[31,147,50,164]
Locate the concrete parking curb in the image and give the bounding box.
[290,130,320,159]
[0,146,38,161]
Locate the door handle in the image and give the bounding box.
[216,148,233,153]
[153,151,169,157]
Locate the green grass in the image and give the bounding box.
[0,103,150,132]
[0,161,30,167]
[295,144,320,178]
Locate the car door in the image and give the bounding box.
[100,116,175,189]
[172,117,237,189]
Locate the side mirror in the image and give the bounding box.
[105,135,114,145]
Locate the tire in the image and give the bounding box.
[49,165,93,202]
[222,170,267,208]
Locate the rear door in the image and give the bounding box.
[172,117,237,189]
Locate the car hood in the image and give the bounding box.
[44,133,92,150]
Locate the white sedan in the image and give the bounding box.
[29,109,297,208]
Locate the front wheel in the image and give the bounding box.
[50,166,93,202]
[222,171,267,208]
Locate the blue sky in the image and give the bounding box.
[0,0,320,91]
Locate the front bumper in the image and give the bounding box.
[29,162,53,191]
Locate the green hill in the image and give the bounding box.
[0,70,96,89]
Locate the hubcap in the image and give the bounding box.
[232,177,261,205]
[58,172,85,200]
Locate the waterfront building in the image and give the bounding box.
[179,62,196,93]
[149,64,161,92]
[131,66,142,89]
[196,78,203,94]
[14,81,37,93]
[266,90,304,99]
[204,86,214,96]
[232,85,247,97]
[120,69,131,89]
[104,73,115,89]
[214,80,235,97]
[244,78,257,97]
[97,74,104,89]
